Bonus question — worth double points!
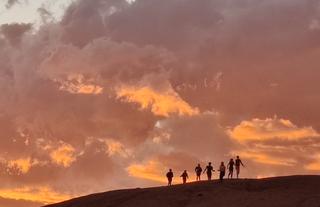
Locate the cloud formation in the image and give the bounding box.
[0,23,32,46]
[116,84,199,117]
[5,0,19,9]
[1,0,320,206]
[228,117,320,142]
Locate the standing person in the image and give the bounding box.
[227,158,235,179]
[203,162,215,180]
[195,164,203,181]
[166,169,174,186]
[235,156,245,179]
[180,170,189,184]
[219,162,226,182]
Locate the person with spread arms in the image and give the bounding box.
[203,162,215,180]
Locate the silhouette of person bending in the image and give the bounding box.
[166,169,174,186]
[195,164,202,181]
[227,158,235,179]
[235,156,245,179]
[180,170,189,184]
[203,162,214,180]
[219,162,226,182]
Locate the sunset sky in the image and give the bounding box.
[1,0,320,206]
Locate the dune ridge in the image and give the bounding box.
[44,175,320,207]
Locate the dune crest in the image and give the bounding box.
[44,176,320,207]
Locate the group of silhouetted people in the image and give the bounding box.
[166,156,245,185]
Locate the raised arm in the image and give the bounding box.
[240,160,245,167]
[203,167,207,174]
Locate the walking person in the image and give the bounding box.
[235,156,245,179]
[180,170,189,184]
[195,164,202,181]
[227,158,235,179]
[166,169,174,186]
[219,162,226,182]
[203,162,215,180]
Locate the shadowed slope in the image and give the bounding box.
[44,176,320,207]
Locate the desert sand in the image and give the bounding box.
[44,175,320,207]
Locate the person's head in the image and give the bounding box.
[221,162,224,165]
[230,158,233,161]
[198,163,200,167]
[237,156,239,159]
[209,162,211,165]
[184,170,187,173]
[169,169,172,172]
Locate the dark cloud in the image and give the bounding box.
[1,0,320,204]
[0,23,32,46]
[38,7,54,23]
[5,0,19,9]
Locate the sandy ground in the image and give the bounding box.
[44,175,320,207]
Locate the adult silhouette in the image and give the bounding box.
[218,162,226,182]
[180,170,189,184]
[227,158,235,179]
[235,156,245,179]
[195,164,202,181]
[203,162,214,180]
[166,169,174,186]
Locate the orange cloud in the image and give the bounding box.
[0,186,71,204]
[105,139,131,158]
[228,117,320,142]
[50,143,76,167]
[305,163,320,171]
[305,154,320,171]
[235,151,297,166]
[116,86,199,117]
[57,74,103,95]
[127,160,167,183]
[7,157,34,174]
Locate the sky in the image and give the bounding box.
[1,0,320,206]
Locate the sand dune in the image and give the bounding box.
[44,175,320,207]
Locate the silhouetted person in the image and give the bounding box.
[203,162,214,180]
[166,169,174,186]
[219,162,226,182]
[180,170,189,184]
[227,158,235,179]
[195,164,202,181]
[235,156,245,179]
